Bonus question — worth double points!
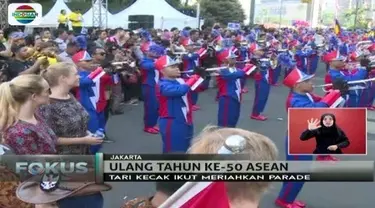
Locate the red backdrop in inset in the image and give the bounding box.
[288,108,367,155]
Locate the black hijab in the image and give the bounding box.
[319,113,341,138]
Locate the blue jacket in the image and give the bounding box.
[182,53,199,78]
[217,67,245,101]
[328,68,367,82]
[182,53,199,70]
[295,49,313,70]
[140,57,159,87]
[158,78,192,124]
[339,43,350,56]
[238,47,249,61]
[286,92,328,110]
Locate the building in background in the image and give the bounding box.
[254,0,307,25]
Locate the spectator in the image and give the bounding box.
[188,126,278,208]
[59,41,79,63]
[39,62,103,155]
[7,44,45,80]
[54,29,68,53]
[0,74,56,154]
[95,30,107,48]
[3,28,21,50]
[67,31,75,43]
[41,29,52,42]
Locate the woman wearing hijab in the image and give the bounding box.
[300,113,350,154]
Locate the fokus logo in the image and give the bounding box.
[8,3,42,26]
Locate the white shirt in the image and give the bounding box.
[59,51,73,63]
[55,38,67,54]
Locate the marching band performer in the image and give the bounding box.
[276,67,349,208]
[339,34,351,56]
[140,30,152,54]
[250,42,271,121]
[216,49,256,127]
[294,43,314,74]
[139,44,164,134]
[324,50,368,107]
[281,50,296,78]
[324,36,340,72]
[269,39,283,86]
[305,36,320,75]
[155,55,204,153]
[211,29,224,50]
[182,39,203,111]
[236,39,251,93]
[72,51,107,154]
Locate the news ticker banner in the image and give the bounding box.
[0,154,373,182]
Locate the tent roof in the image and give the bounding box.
[40,0,71,27]
[114,0,197,21]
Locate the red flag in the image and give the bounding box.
[167,182,230,208]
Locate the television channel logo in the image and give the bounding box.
[8,3,42,26]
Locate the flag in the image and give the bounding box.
[334,19,341,36]
[161,182,230,208]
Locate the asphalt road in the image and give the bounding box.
[102,63,375,208]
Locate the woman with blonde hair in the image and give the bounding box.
[187,126,278,208]
[0,74,56,154]
[39,62,103,155]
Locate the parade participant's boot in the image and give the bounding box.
[251,114,268,121]
[192,105,201,111]
[275,199,305,208]
[241,87,249,93]
[153,126,159,131]
[144,127,159,134]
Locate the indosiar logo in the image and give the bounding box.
[8,3,42,26]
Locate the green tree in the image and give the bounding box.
[166,0,183,9]
[343,7,370,29]
[200,0,245,25]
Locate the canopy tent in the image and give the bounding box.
[82,2,118,28]
[39,0,72,28]
[113,0,202,29]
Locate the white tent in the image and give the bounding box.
[113,0,202,29]
[40,0,72,27]
[82,2,118,28]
